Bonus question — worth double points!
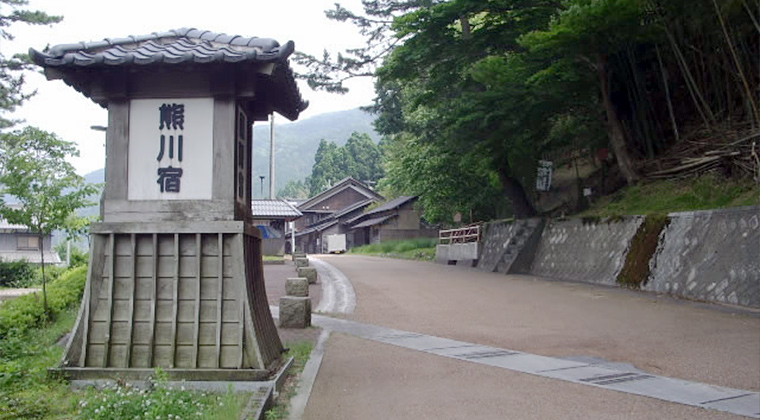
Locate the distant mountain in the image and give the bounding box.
[84,168,105,185]
[252,108,379,198]
[81,108,379,199]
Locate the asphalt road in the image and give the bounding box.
[303,254,760,420]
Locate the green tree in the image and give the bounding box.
[0,0,61,128]
[277,178,310,199]
[520,0,650,184]
[309,133,384,195]
[380,131,509,223]
[0,127,99,315]
[310,139,342,194]
[294,0,438,93]
[302,0,759,220]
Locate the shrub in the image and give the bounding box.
[0,259,35,288]
[0,265,87,338]
[350,237,438,260]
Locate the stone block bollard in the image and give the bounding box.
[294,257,309,268]
[279,297,311,328]
[285,278,309,297]
[292,253,307,261]
[297,266,318,284]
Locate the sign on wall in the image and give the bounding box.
[128,98,214,200]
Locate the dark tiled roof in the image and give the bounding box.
[252,199,302,220]
[295,219,338,237]
[366,196,417,216]
[30,28,307,120]
[332,198,376,219]
[351,215,396,229]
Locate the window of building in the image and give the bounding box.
[17,235,40,250]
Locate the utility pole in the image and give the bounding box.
[269,113,275,199]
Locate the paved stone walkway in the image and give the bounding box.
[271,305,760,419]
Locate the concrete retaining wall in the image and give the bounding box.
[529,217,644,286]
[438,206,759,308]
[477,221,520,272]
[644,207,760,307]
[436,243,479,264]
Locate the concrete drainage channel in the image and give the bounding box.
[311,257,357,314]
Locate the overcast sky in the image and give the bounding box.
[3,0,376,175]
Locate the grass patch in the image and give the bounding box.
[0,306,80,419]
[580,174,758,217]
[349,238,438,262]
[263,255,285,262]
[265,340,315,420]
[76,372,248,420]
[0,265,87,338]
[0,303,251,420]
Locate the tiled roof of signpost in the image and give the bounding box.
[30,28,292,66]
[29,28,308,120]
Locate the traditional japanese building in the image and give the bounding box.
[346,195,433,246]
[293,177,383,253]
[0,208,61,266]
[31,28,306,380]
[252,199,302,256]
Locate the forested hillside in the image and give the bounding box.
[297,0,759,223]
[252,108,379,198]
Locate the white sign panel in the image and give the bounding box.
[128,98,214,200]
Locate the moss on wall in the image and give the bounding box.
[617,214,670,289]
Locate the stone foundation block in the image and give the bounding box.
[297,266,318,284]
[279,297,311,328]
[285,277,309,297]
[294,257,309,268]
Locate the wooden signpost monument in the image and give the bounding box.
[31,28,307,380]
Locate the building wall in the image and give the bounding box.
[262,238,285,256]
[395,203,421,229]
[0,231,18,252]
[307,188,368,214]
[295,212,328,231]
[0,231,60,264]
